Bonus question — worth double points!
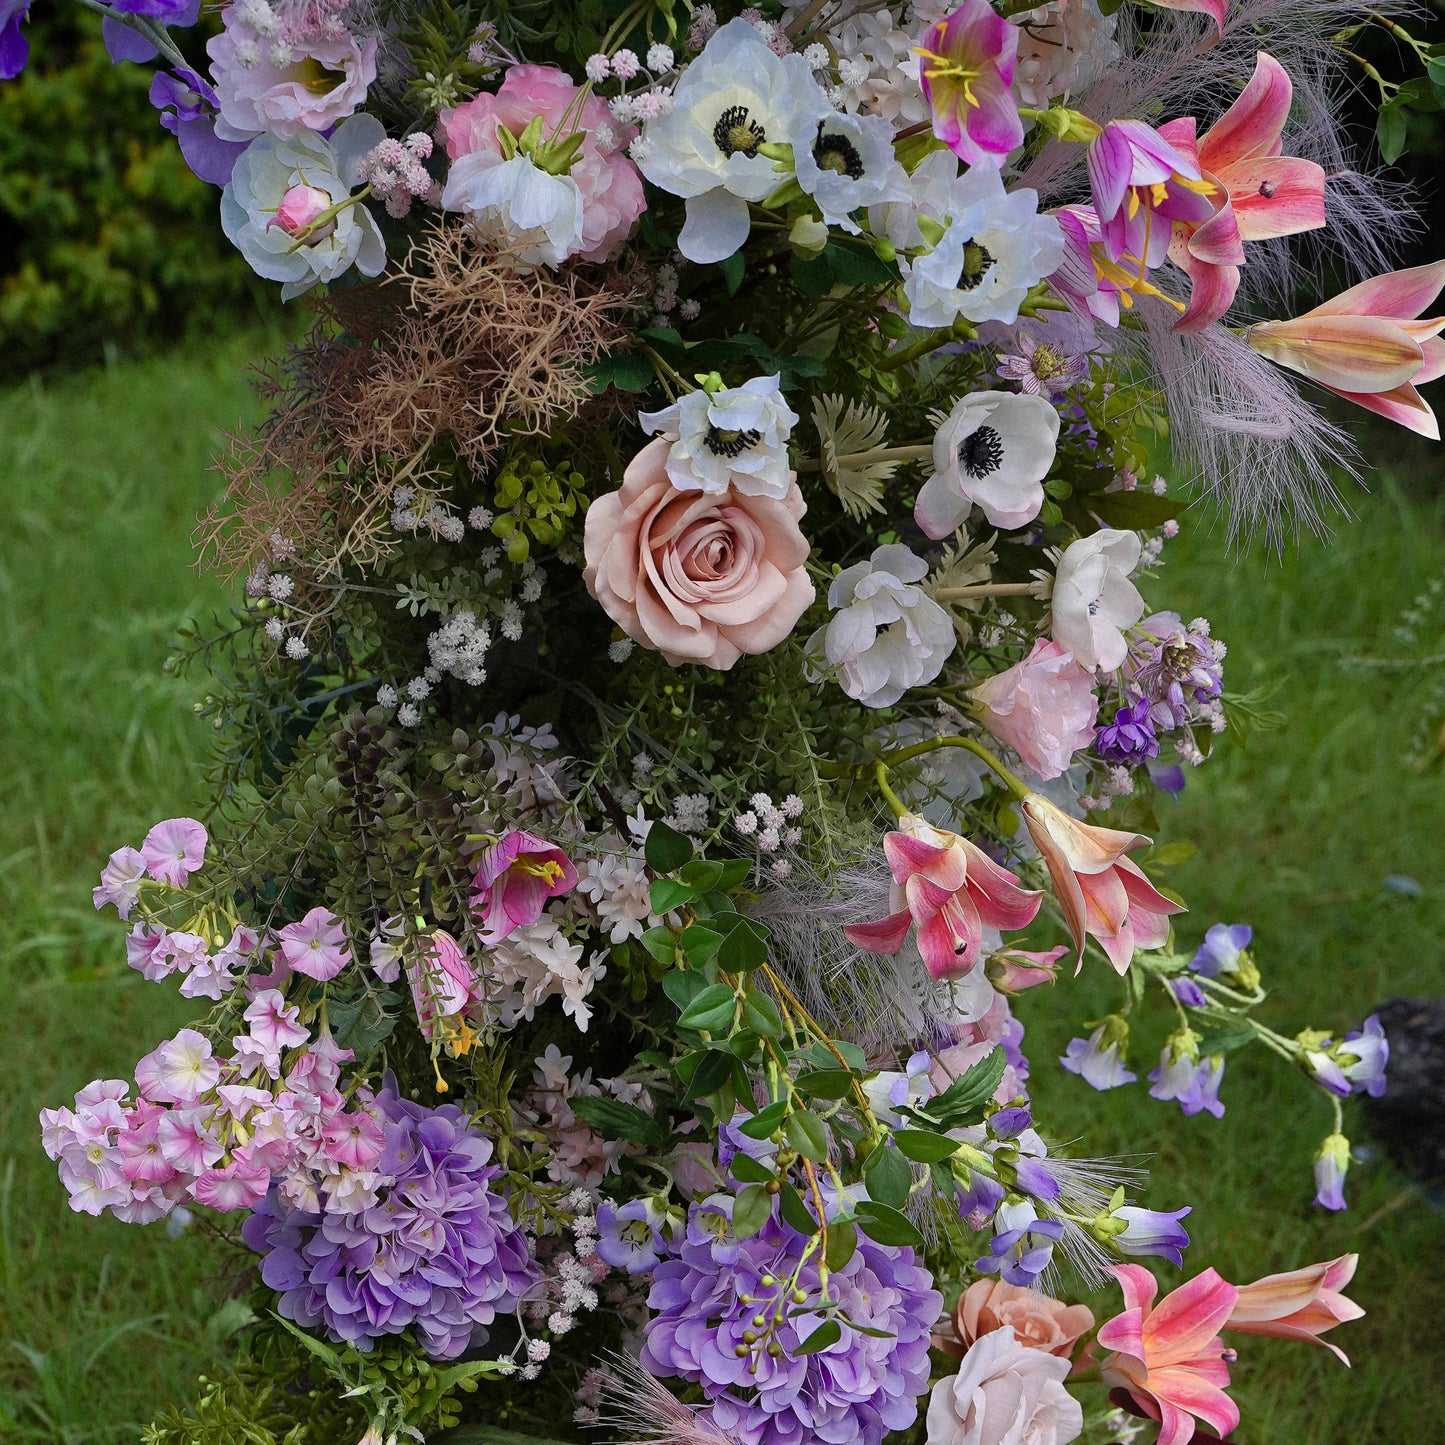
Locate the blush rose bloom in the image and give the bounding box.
[944,1279,1095,1361]
[443,64,645,263]
[926,1327,1084,1445]
[972,639,1098,780]
[583,437,814,669]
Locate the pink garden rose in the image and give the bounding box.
[972,639,1098,780]
[926,1327,1083,1445]
[584,437,815,670]
[443,65,646,263]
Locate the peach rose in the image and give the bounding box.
[940,1279,1095,1361]
[583,437,814,670]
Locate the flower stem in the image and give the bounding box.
[873,759,908,818]
[877,320,979,372]
[875,734,1032,801]
[933,582,1038,601]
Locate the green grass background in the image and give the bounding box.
[1,344,1442,1439]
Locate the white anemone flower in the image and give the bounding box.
[440,153,585,270]
[902,164,1065,328]
[639,375,800,497]
[916,391,1060,536]
[220,114,386,301]
[791,110,910,233]
[1050,529,1147,671]
[869,147,957,254]
[635,18,830,264]
[806,543,956,708]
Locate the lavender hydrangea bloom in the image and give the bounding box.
[640,1195,942,1445]
[241,1080,536,1359]
[1190,922,1252,977]
[596,1197,668,1273]
[1095,697,1160,763]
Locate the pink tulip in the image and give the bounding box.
[1099,1264,1241,1445]
[471,830,579,943]
[917,0,1024,168]
[1225,1253,1364,1364]
[844,814,1042,979]
[1246,259,1445,438]
[1021,795,1184,974]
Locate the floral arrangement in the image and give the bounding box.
[13,0,1441,1440]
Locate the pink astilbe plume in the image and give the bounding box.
[590,1353,734,1445]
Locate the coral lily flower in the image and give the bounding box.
[1246,259,1445,438]
[844,813,1042,979]
[1099,1264,1241,1445]
[1160,52,1326,332]
[1021,795,1184,974]
[471,830,579,943]
[1225,1253,1364,1364]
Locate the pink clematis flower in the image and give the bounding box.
[1021,795,1184,973]
[1099,1264,1241,1445]
[1225,1253,1364,1364]
[471,830,579,944]
[1246,259,1445,438]
[843,813,1042,979]
[1159,53,1326,331]
[917,0,1024,169]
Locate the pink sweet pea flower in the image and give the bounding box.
[156,1106,224,1176]
[243,989,309,1057]
[1246,259,1445,438]
[140,816,208,887]
[277,906,353,981]
[1021,795,1184,973]
[471,831,579,943]
[972,639,1099,781]
[1225,1253,1364,1364]
[93,846,148,918]
[133,1029,220,1105]
[1099,1264,1241,1445]
[917,0,1024,169]
[844,814,1042,979]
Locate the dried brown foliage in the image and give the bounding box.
[199,222,636,581]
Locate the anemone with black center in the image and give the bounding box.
[956,240,995,292]
[713,105,767,159]
[812,124,866,180]
[958,424,1005,479]
[704,425,764,458]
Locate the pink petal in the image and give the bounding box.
[917,895,982,979]
[1114,1263,1161,1316]
[1318,380,1440,440]
[1146,1269,1240,1363]
[844,911,912,955]
[1248,314,1426,392]
[1099,1307,1149,1360]
[1202,52,1292,168]
[1171,241,1241,334]
[1148,0,1226,33]
[884,829,954,884]
[1226,156,1327,240]
[1088,126,1136,223]
[1311,258,1445,321]
[1146,1363,1242,1439]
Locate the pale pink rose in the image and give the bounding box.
[268,183,335,240]
[583,437,815,670]
[951,1279,1095,1360]
[443,64,646,263]
[971,639,1098,780]
[926,1328,1083,1445]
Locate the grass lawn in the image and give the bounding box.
[1,345,1442,1441]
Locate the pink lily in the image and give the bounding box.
[1160,53,1326,332]
[843,813,1042,979]
[408,931,476,1040]
[1149,0,1228,31]
[1021,795,1184,973]
[471,830,579,943]
[1099,1264,1241,1445]
[1246,259,1445,438]
[985,942,1068,994]
[917,0,1024,169]
[1225,1253,1364,1365]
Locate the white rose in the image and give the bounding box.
[441,153,585,270]
[1050,529,1146,671]
[926,1328,1084,1445]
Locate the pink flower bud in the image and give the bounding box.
[268,184,336,241]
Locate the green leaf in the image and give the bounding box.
[680,859,726,892]
[717,914,771,972]
[269,1313,346,1370]
[1087,489,1182,530]
[1195,1024,1258,1055]
[677,982,737,1033]
[862,1141,912,1209]
[662,970,707,1011]
[808,1040,867,1070]
[719,249,745,295]
[567,1094,670,1150]
[928,1046,1006,1128]
[891,1128,961,1164]
[731,1152,776,1184]
[790,252,834,298]
[585,350,654,393]
[641,926,679,964]
[645,820,694,872]
[785,1109,829,1161]
[650,878,695,913]
[680,923,724,965]
[855,1201,925,1248]
[683,1048,736,1100]
[743,989,784,1037]
[637,325,686,358]
[794,1068,856,1100]
[778,1181,818,1234]
[733,1183,773,1239]
[824,241,897,287]
[739,1100,789,1138]
[715,858,754,889]
[794,1319,842,1355]
[1377,98,1409,165]
[1147,841,1198,868]
[824,1219,858,1272]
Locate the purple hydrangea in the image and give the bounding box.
[241,1079,536,1359]
[1095,697,1160,763]
[1,0,33,80]
[639,1193,941,1445]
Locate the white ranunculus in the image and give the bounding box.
[635,18,831,264]
[806,543,956,708]
[916,391,1060,536]
[440,153,585,270]
[220,115,386,301]
[926,1327,1083,1445]
[1050,529,1146,671]
[639,375,800,497]
[902,165,1065,329]
[791,109,910,233]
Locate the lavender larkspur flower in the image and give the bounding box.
[1148,1045,1225,1119]
[640,1194,941,1445]
[241,1079,536,1359]
[1338,1016,1389,1098]
[1112,1205,1192,1267]
[1095,697,1160,763]
[1060,1022,1136,1091]
[976,1199,1063,1287]
[1190,922,1252,977]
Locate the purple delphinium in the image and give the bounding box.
[1148,1047,1225,1119]
[1169,975,1208,1009]
[1112,1205,1192,1267]
[640,1194,942,1445]
[975,1199,1064,1287]
[1190,922,1252,978]
[1060,1023,1136,1091]
[241,1079,536,1359]
[1095,697,1160,764]
[1,0,33,80]
[1314,1134,1350,1211]
[1339,1015,1389,1098]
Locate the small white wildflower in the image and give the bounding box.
[770,859,793,879]
[749,792,773,814]
[377,684,398,707]
[397,702,420,727]
[267,574,294,601]
[406,677,432,700]
[468,505,495,530]
[757,828,781,853]
[528,1338,552,1362]
[781,794,804,818]
[392,484,415,506]
[632,753,654,776]
[646,42,674,71]
[284,636,309,659]
[802,41,829,68]
[627,135,651,163]
[501,601,525,641]
[584,53,611,82]
[678,298,701,320]
[479,545,502,566]
[611,48,640,78]
[264,617,285,641]
[733,811,758,836]
[520,1363,542,1381]
[1152,475,1168,496]
[783,827,802,846]
[608,638,634,662]
[520,574,544,603]
[594,121,616,151]
[548,1310,575,1335]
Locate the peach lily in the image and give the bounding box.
[1021,794,1184,973]
[1225,1253,1364,1364]
[1246,258,1445,438]
[1099,1264,1240,1445]
[844,813,1042,979]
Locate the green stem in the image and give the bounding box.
[877,320,978,372]
[873,759,908,818]
[934,582,1037,601]
[875,734,1032,801]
